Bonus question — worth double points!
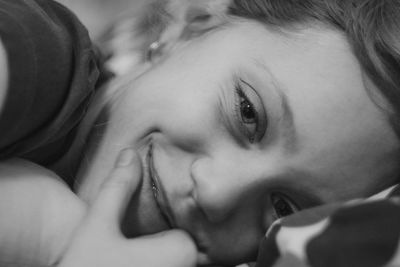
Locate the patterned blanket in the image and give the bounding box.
[255,187,400,267]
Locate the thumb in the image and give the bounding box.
[129,230,198,267]
[90,148,143,228]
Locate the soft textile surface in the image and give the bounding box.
[255,187,400,267]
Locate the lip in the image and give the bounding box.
[147,144,176,229]
[146,144,213,265]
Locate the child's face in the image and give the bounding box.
[78,21,399,265]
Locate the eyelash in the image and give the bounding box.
[234,84,259,143]
[271,193,299,219]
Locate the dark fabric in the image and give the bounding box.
[389,185,400,197]
[272,254,310,267]
[307,200,400,267]
[256,197,400,267]
[279,202,341,228]
[0,0,101,165]
[255,224,281,267]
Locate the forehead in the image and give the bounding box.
[171,21,398,200]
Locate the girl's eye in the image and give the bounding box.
[234,80,267,143]
[271,193,299,219]
[239,93,257,124]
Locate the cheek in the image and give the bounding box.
[159,97,220,150]
[204,205,264,264]
[290,140,397,201]
[286,90,398,199]
[119,76,221,145]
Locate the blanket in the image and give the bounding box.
[255,187,400,267]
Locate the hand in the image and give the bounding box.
[57,149,197,267]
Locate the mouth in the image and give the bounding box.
[147,143,176,229]
[145,144,213,265]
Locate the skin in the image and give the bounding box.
[72,21,399,265]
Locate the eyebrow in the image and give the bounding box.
[253,61,298,153]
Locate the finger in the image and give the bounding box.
[128,230,198,267]
[90,148,143,227]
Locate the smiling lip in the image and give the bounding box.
[147,144,176,229]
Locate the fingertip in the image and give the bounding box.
[162,230,198,266]
[155,229,195,246]
[164,231,211,266]
[137,230,198,265]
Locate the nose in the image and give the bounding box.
[191,156,252,223]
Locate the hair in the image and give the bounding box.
[228,0,400,138]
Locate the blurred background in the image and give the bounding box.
[57,0,147,39]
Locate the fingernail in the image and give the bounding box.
[116,149,134,167]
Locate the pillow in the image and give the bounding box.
[255,186,400,267]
